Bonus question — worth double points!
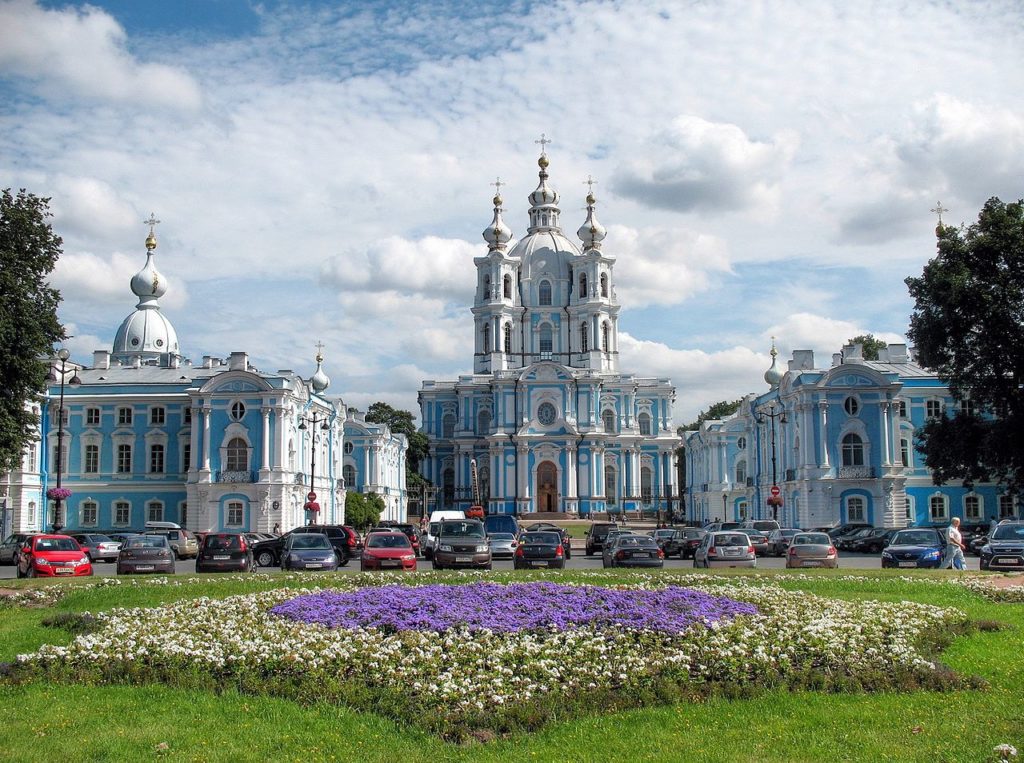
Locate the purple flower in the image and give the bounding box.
[270,582,757,634]
[46,487,72,501]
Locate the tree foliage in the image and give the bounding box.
[344,491,384,531]
[846,334,888,361]
[905,197,1024,494]
[0,189,65,472]
[365,400,429,478]
[681,399,743,432]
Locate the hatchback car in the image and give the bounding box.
[117,535,176,575]
[360,531,417,571]
[281,533,339,571]
[693,531,757,568]
[17,534,93,578]
[785,532,839,568]
[514,531,566,569]
[0,533,37,565]
[69,533,121,563]
[196,533,256,573]
[144,528,199,559]
[488,532,519,559]
[650,528,685,557]
[979,521,1024,571]
[881,528,946,569]
[603,534,664,568]
[677,528,707,559]
[766,528,800,556]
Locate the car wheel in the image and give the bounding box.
[256,551,275,567]
[26,565,36,578]
[433,561,443,571]
[337,550,350,567]
[484,564,492,571]
[586,547,594,556]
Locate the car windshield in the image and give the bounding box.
[489,533,516,541]
[440,521,485,538]
[126,537,168,549]
[428,523,441,535]
[654,530,675,538]
[524,532,561,545]
[290,535,331,549]
[205,535,242,550]
[367,534,411,549]
[794,533,831,545]
[683,529,705,539]
[893,530,940,546]
[753,522,779,531]
[992,525,1024,541]
[35,538,79,552]
[715,534,748,546]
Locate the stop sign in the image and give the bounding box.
[770,485,781,497]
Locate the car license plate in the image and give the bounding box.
[381,560,399,567]
[305,563,322,568]
[531,561,548,567]
[456,556,473,563]
[803,560,823,567]
[898,561,917,568]
[214,555,230,560]
[135,565,154,571]
[55,567,73,575]
[997,557,1018,564]
[634,552,649,558]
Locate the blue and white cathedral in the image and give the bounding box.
[418,150,680,515]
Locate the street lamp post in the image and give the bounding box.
[757,401,787,521]
[722,490,728,522]
[298,411,330,525]
[47,348,81,533]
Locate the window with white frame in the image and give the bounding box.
[929,494,948,521]
[442,414,456,439]
[735,460,747,484]
[600,272,608,297]
[841,433,864,466]
[118,407,133,425]
[150,444,165,473]
[477,409,491,435]
[604,466,617,505]
[900,438,910,467]
[844,396,859,416]
[601,322,610,352]
[964,495,981,520]
[579,273,587,298]
[343,464,356,489]
[638,412,652,436]
[150,407,165,425]
[641,467,653,503]
[481,324,490,353]
[81,501,98,526]
[846,496,866,522]
[180,502,188,526]
[580,323,589,352]
[905,495,914,522]
[1000,494,1016,518]
[482,274,490,298]
[897,400,907,418]
[231,402,245,421]
[503,274,512,299]
[51,441,67,473]
[926,400,942,419]
[147,501,163,523]
[117,444,132,473]
[539,324,553,354]
[602,409,616,433]
[86,408,100,426]
[960,398,976,417]
[226,501,244,526]
[226,438,248,471]
[182,443,191,472]
[184,406,192,424]
[539,280,552,306]
[114,501,130,525]
[84,444,99,474]
[503,323,512,353]
[343,441,354,455]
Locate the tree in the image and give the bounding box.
[905,197,1024,495]
[681,399,743,431]
[365,401,429,476]
[845,334,887,361]
[0,189,65,472]
[345,490,383,531]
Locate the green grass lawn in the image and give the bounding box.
[0,570,1020,762]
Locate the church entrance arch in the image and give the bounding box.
[536,461,558,512]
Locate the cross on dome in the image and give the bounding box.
[930,201,949,226]
[315,340,325,363]
[535,133,552,155]
[144,212,161,250]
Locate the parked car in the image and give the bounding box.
[514,531,566,569]
[745,530,770,556]
[488,532,519,559]
[693,531,757,569]
[847,527,899,554]
[603,534,664,568]
[880,528,946,569]
[360,531,417,572]
[585,522,617,556]
[144,526,199,560]
[483,514,521,543]
[741,519,782,536]
[117,534,175,575]
[68,533,121,563]
[195,532,256,573]
[281,533,339,571]
[650,528,685,557]
[432,519,491,570]
[379,522,421,556]
[979,521,1024,571]
[253,525,360,567]
[107,532,145,547]
[785,532,839,568]
[835,527,878,551]
[0,533,37,565]
[523,522,572,558]
[702,521,743,533]
[16,534,93,578]
[826,523,872,541]
[766,528,800,557]
[678,528,707,559]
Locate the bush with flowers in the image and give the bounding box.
[12,575,972,739]
[45,487,72,501]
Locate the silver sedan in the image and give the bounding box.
[693,531,757,568]
[487,532,519,560]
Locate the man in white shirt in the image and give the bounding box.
[944,517,966,570]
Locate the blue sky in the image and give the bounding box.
[4,0,1024,422]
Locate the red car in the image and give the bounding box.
[16,534,93,578]
[360,531,417,571]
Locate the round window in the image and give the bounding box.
[844,397,860,416]
[537,402,557,426]
[231,402,246,420]
[131,337,140,346]
[344,442,354,455]
[155,338,164,347]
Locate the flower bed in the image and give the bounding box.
[15,578,968,738]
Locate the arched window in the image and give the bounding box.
[929,494,948,521]
[580,323,589,352]
[503,274,512,299]
[477,409,491,435]
[600,273,608,297]
[638,412,652,436]
[841,433,863,466]
[442,414,456,439]
[226,437,248,471]
[601,322,610,352]
[641,466,653,503]
[602,409,616,433]
[503,323,512,354]
[539,324,553,355]
[482,274,490,299]
[846,496,866,522]
[443,468,455,507]
[579,273,588,298]
[604,465,617,505]
[735,459,747,484]
[481,323,490,353]
[343,464,356,489]
[539,280,552,306]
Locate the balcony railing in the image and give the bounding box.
[216,470,257,483]
[838,466,876,479]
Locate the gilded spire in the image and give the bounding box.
[482,177,513,251]
[764,336,782,389]
[577,175,607,251]
[144,212,160,251]
[310,341,330,393]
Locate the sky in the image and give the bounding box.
[2,0,1023,424]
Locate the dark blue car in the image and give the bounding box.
[880,528,946,569]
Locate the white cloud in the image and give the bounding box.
[0,0,201,109]
[52,250,188,310]
[764,313,904,361]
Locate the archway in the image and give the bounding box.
[536,461,558,512]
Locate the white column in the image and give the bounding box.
[201,406,211,471]
[517,446,530,506]
[566,446,578,499]
[261,407,271,471]
[818,402,830,468]
[880,402,891,466]
[189,408,200,471]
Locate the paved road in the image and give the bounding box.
[0,550,981,578]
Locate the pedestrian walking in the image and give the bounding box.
[943,517,966,570]
[272,522,281,536]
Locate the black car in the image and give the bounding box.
[678,528,707,559]
[514,531,566,569]
[196,532,256,573]
[585,522,617,556]
[979,521,1024,571]
[603,535,664,568]
[827,523,873,542]
[523,522,572,559]
[253,525,361,567]
[847,527,898,554]
[836,527,878,550]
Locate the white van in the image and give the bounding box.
[424,510,466,560]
